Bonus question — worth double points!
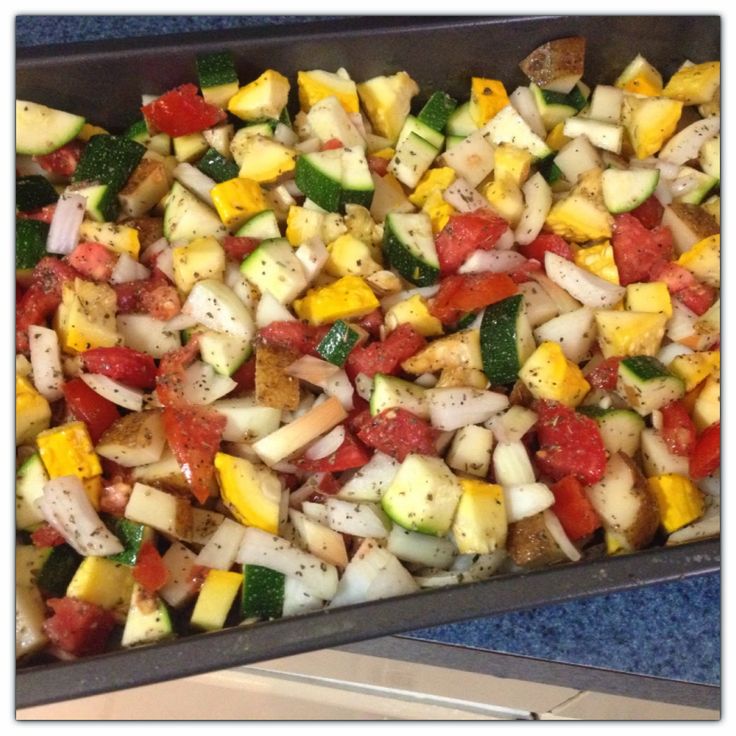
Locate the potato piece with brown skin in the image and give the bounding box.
[122,216,165,250]
[519,37,586,94]
[662,202,719,255]
[96,410,166,467]
[255,343,301,411]
[507,512,567,568]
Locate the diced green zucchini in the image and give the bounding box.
[70,181,116,222]
[240,237,308,304]
[16,100,85,156]
[617,356,685,416]
[15,453,49,531]
[316,320,362,366]
[36,545,83,598]
[295,149,343,212]
[72,134,146,195]
[341,146,374,209]
[16,175,59,212]
[445,101,478,137]
[370,373,429,418]
[699,135,720,181]
[577,406,645,457]
[388,131,439,189]
[530,84,577,129]
[196,146,240,182]
[382,212,439,287]
[17,545,52,588]
[125,118,171,156]
[674,166,718,205]
[480,294,535,385]
[121,583,173,647]
[16,219,49,272]
[396,115,445,149]
[163,180,228,242]
[197,50,239,108]
[105,516,154,566]
[539,156,564,185]
[235,209,281,240]
[241,564,285,620]
[417,91,458,133]
[602,168,660,213]
[199,331,251,376]
[480,104,552,160]
[562,117,624,154]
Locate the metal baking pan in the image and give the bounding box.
[15,15,720,709]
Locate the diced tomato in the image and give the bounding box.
[162,405,227,504]
[534,400,607,485]
[156,337,203,408]
[133,542,170,594]
[519,232,574,262]
[346,323,426,379]
[649,261,696,293]
[296,429,372,472]
[30,523,67,548]
[689,421,720,479]
[231,355,256,393]
[611,213,673,286]
[35,139,85,178]
[44,597,117,657]
[367,155,389,177]
[585,357,622,391]
[428,272,517,325]
[66,242,118,281]
[81,346,158,389]
[317,473,342,494]
[16,203,57,224]
[63,377,121,443]
[435,210,509,274]
[508,258,543,284]
[141,83,227,137]
[357,308,384,338]
[357,407,439,462]
[676,282,717,316]
[189,564,209,594]
[114,269,181,321]
[348,406,373,434]
[550,475,602,541]
[660,400,697,456]
[223,235,260,262]
[258,321,320,355]
[629,195,664,229]
[321,138,344,151]
[99,481,133,517]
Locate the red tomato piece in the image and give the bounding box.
[346,323,426,379]
[155,337,203,407]
[367,155,389,177]
[317,473,342,494]
[689,421,720,479]
[508,258,543,284]
[320,138,344,151]
[519,232,574,262]
[231,355,256,393]
[141,84,227,137]
[629,195,664,229]
[357,407,439,462]
[611,213,673,286]
[535,400,607,485]
[99,481,133,517]
[550,475,602,541]
[649,261,697,293]
[133,542,170,594]
[162,405,226,504]
[676,282,717,316]
[81,346,158,389]
[16,203,57,224]
[660,400,697,456]
[30,523,67,548]
[435,210,509,274]
[295,429,372,472]
[43,597,117,657]
[35,140,85,178]
[357,308,384,338]
[66,242,118,281]
[223,235,260,262]
[114,269,181,321]
[429,272,518,325]
[62,377,120,443]
[258,321,319,355]
[585,357,622,391]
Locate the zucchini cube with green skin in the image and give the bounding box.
[16,100,85,156]
[164,180,228,243]
[72,134,146,194]
[381,455,462,536]
[316,320,362,366]
[16,219,49,272]
[197,146,240,183]
[417,91,458,133]
[36,545,82,598]
[16,175,58,212]
[382,212,439,287]
[197,50,239,108]
[121,583,173,647]
[15,453,48,531]
[577,406,645,457]
[105,516,155,566]
[241,238,308,305]
[241,564,285,621]
[617,356,685,416]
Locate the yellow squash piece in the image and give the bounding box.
[228,69,290,121]
[191,569,242,631]
[615,54,663,96]
[36,421,102,480]
[545,122,571,151]
[325,234,382,278]
[469,77,510,126]
[293,275,380,326]
[210,177,267,230]
[357,71,419,143]
[172,236,226,293]
[452,478,507,554]
[78,221,141,259]
[663,62,720,105]
[422,189,456,234]
[297,69,359,113]
[668,351,720,392]
[625,281,672,317]
[237,135,297,184]
[621,95,683,159]
[676,234,719,288]
[285,205,326,246]
[482,176,524,228]
[66,557,135,619]
[384,294,444,337]
[214,452,281,534]
[492,144,533,187]
[518,341,590,407]
[56,279,121,353]
[575,242,620,285]
[594,310,668,358]
[408,167,457,207]
[16,375,51,445]
[692,373,720,431]
[647,474,705,534]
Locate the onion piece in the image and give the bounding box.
[155,247,175,282]
[80,373,145,411]
[543,509,582,562]
[181,361,237,405]
[354,372,374,401]
[46,192,85,254]
[173,163,216,206]
[274,122,299,148]
[164,312,200,331]
[195,518,247,571]
[544,251,625,307]
[427,387,509,431]
[442,178,489,213]
[504,482,555,523]
[305,425,346,460]
[140,237,170,265]
[459,249,527,274]
[28,325,64,401]
[37,476,124,556]
[380,284,440,312]
[322,369,354,411]
[286,355,340,385]
[110,253,151,284]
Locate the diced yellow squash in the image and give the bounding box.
[202,81,239,110]
[594,310,668,358]
[66,557,135,618]
[469,77,510,126]
[408,167,457,207]
[77,123,109,141]
[452,478,507,554]
[297,69,359,113]
[615,54,663,96]
[625,281,672,317]
[605,530,627,555]
[210,177,267,230]
[237,135,297,184]
[78,221,141,259]
[214,452,281,534]
[228,69,290,121]
[57,279,121,353]
[545,122,571,151]
[357,71,420,143]
[663,62,720,105]
[692,373,720,431]
[83,476,104,511]
[545,193,612,242]
[16,375,51,445]
[482,176,524,228]
[647,474,705,533]
[172,236,226,293]
[621,95,683,159]
[492,144,533,187]
[285,205,325,246]
[385,294,444,337]
[669,350,720,392]
[36,421,102,480]
[402,330,483,374]
[293,275,380,326]
[519,341,590,407]
[325,234,382,278]
[173,132,209,163]
[676,234,719,288]
[371,147,395,161]
[422,189,455,234]
[574,241,620,284]
[190,569,242,631]
[702,195,720,225]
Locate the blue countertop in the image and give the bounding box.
[15,14,720,688]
